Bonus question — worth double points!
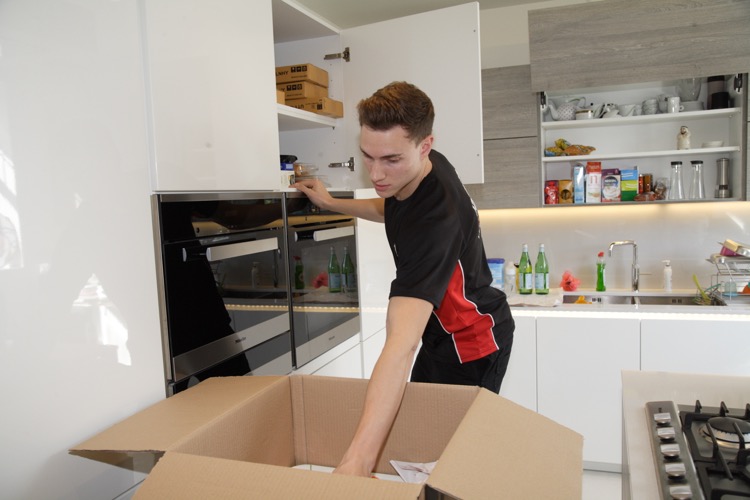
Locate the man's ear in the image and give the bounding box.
[420,134,434,157]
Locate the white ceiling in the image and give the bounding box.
[291,0,544,29]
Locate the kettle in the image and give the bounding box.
[544,96,586,121]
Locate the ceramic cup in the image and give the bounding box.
[602,110,620,118]
[666,96,684,113]
[575,109,594,120]
[618,104,637,117]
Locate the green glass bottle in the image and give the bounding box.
[327,246,341,293]
[596,251,606,292]
[518,244,533,295]
[534,244,549,294]
[341,245,357,293]
[294,256,304,290]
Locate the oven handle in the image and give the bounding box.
[182,238,279,262]
[295,225,354,242]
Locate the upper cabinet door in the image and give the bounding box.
[341,3,484,185]
[144,0,280,191]
[529,0,750,92]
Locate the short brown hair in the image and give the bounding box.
[357,81,434,144]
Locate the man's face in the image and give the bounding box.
[360,125,432,201]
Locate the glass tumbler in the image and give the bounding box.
[668,161,684,200]
[689,160,705,199]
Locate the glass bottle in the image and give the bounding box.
[596,251,606,292]
[294,256,304,290]
[341,245,357,293]
[518,244,533,295]
[534,244,549,295]
[327,246,341,293]
[689,160,705,199]
[668,161,684,200]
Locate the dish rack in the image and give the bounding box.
[707,254,750,303]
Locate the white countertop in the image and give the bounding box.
[621,371,750,500]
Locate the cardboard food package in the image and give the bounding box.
[602,168,621,203]
[71,376,583,499]
[275,63,329,88]
[277,81,328,100]
[287,97,344,118]
[276,89,285,104]
[585,161,602,203]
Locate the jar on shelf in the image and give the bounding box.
[668,161,684,200]
[689,160,705,199]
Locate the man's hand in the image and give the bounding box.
[293,178,334,211]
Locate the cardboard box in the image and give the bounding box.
[276,63,329,88]
[621,168,638,201]
[276,89,285,104]
[277,81,328,100]
[585,161,602,204]
[601,168,621,203]
[573,163,585,204]
[287,97,344,118]
[71,376,582,499]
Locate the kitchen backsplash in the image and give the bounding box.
[478,201,750,292]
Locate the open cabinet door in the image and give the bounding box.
[341,2,484,185]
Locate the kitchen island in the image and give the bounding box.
[502,296,750,471]
[621,370,750,499]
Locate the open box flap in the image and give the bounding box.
[71,377,287,456]
[135,451,424,500]
[427,389,583,499]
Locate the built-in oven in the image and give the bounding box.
[284,192,360,368]
[152,192,302,396]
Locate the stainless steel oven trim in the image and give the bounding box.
[173,312,290,382]
[293,315,360,367]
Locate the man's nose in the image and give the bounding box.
[368,162,385,182]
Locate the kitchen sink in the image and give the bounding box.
[562,293,700,306]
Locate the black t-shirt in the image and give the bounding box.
[385,150,514,363]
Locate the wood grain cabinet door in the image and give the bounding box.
[529,0,750,92]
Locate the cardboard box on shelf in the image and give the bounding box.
[621,168,639,202]
[276,89,285,104]
[287,97,344,118]
[277,81,328,100]
[71,375,582,499]
[602,168,621,203]
[275,63,329,88]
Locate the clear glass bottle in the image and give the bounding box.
[518,244,533,295]
[327,246,341,293]
[689,160,705,199]
[534,244,549,294]
[596,251,606,292]
[668,161,684,200]
[341,245,357,293]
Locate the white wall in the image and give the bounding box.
[0,1,165,498]
[479,202,750,292]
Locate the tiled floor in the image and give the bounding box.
[583,470,622,499]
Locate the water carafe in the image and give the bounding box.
[668,161,684,200]
[688,160,705,199]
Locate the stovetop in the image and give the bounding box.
[646,400,750,500]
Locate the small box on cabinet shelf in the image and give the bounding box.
[287,97,344,118]
[275,63,329,88]
[276,89,285,104]
[277,81,328,100]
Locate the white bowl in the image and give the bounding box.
[702,140,724,148]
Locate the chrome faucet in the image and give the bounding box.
[608,240,639,291]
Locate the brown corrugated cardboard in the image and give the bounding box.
[71,375,583,499]
[275,63,329,88]
[287,97,344,118]
[276,89,285,104]
[277,81,328,100]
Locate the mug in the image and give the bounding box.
[666,96,684,113]
[710,91,730,109]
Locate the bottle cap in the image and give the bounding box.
[598,251,604,257]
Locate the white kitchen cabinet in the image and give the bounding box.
[641,316,750,375]
[311,340,363,379]
[143,0,280,191]
[499,314,536,411]
[537,315,640,471]
[273,1,484,188]
[540,76,747,206]
[362,328,386,380]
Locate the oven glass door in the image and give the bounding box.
[156,194,295,393]
[285,194,360,367]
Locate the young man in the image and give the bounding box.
[294,81,514,478]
